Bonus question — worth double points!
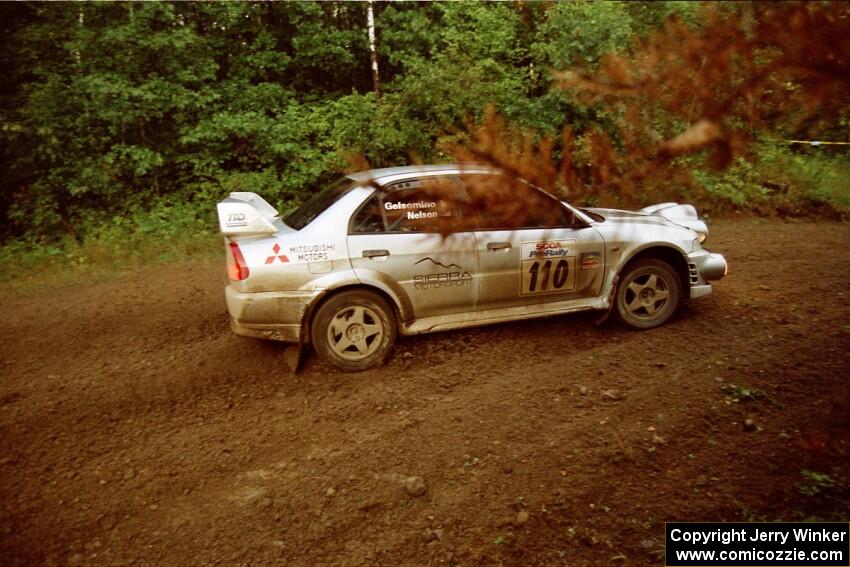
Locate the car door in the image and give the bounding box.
[471,178,606,311]
[347,177,480,321]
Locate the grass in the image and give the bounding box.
[796,469,838,497]
[0,199,226,294]
[720,383,768,403]
[0,229,223,296]
[690,144,850,216]
[685,144,850,218]
[777,147,850,209]
[720,383,783,408]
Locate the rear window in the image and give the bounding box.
[283,177,356,230]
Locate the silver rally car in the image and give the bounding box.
[217,164,727,371]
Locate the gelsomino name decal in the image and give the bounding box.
[665,522,849,567]
[385,200,439,221]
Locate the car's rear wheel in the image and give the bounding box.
[615,258,681,329]
[311,289,397,372]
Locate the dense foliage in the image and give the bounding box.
[0,1,846,249]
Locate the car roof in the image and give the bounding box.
[345,164,494,186]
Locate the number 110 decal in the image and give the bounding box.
[520,240,577,296]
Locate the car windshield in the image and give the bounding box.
[284,177,357,230]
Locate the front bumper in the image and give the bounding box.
[686,250,728,299]
[225,286,322,343]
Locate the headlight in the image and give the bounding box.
[697,232,707,244]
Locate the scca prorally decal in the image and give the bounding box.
[520,240,577,296]
[527,240,570,259]
[413,257,472,290]
[288,243,336,262]
[520,240,577,261]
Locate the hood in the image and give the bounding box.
[583,202,709,241]
[583,207,672,225]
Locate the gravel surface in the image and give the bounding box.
[1,219,848,566]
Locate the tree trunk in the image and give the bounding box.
[367,0,381,104]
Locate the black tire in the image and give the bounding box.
[614,258,682,329]
[310,289,397,372]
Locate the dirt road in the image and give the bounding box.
[1,219,849,566]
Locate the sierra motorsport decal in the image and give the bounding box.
[520,240,577,296]
[413,257,473,290]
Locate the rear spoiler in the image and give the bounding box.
[640,202,708,239]
[216,192,278,236]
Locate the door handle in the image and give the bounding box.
[487,242,512,251]
[362,249,390,259]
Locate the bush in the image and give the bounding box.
[691,143,850,216]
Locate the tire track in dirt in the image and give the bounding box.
[1,220,849,566]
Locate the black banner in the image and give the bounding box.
[665,522,849,566]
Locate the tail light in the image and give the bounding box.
[227,242,250,281]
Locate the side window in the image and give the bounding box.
[351,192,385,233]
[384,180,453,232]
[519,183,577,228]
[351,177,475,233]
[467,175,578,230]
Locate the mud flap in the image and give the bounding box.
[595,275,619,326]
[283,343,305,373]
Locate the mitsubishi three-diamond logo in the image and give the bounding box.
[264,243,290,264]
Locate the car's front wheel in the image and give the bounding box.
[311,289,397,372]
[614,258,682,329]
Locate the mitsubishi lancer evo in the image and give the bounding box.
[217,164,727,371]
